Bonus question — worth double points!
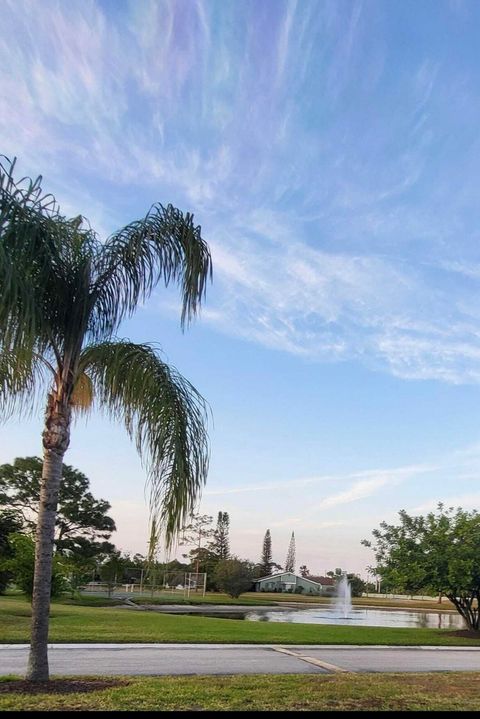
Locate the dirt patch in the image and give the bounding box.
[449,629,480,639]
[0,678,128,695]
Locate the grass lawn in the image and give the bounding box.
[1,673,480,711]
[0,595,477,646]
[68,592,456,611]
[245,591,457,611]
[127,593,270,606]
[75,589,458,612]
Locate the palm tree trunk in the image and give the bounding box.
[26,395,70,682]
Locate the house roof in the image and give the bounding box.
[253,572,334,586]
[253,572,295,582]
[308,575,336,586]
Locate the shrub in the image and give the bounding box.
[0,511,23,593]
[213,557,255,598]
[5,534,67,600]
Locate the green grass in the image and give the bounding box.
[1,673,480,711]
[127,593,269,606]
[249,591,457,611]
[78,589,458,611]
[0,595,477,646]
[59,596,126,607]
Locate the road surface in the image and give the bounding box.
[2,644,480,676]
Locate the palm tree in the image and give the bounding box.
[0,156,212,681]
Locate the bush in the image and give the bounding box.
[0,511,23,593]
[5,534,67,600]
[294,585,304,594]
[213,557,255,598]
[347,573,366,598]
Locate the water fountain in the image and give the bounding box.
[333,573,353,618]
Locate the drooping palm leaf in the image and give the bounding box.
[90,204,212,340]
[0,348,50,420]
[80,341,210,544]
[0,156,99,372]
[1,157,212,680]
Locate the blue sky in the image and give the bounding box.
[2,0,480,577]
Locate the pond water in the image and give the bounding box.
[194,607,465,629]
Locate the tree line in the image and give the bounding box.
[5,471,479,629]
[0,457,364,601]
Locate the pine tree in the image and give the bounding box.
[178,513,215,579]
[285,531,296,573]
[211,511,230,560]
[259,529,273,576]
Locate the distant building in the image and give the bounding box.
[252,571,336,596]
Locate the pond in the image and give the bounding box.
[188,607,465,629]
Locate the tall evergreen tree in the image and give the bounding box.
[259,528,273,576]
[210,511,230,560]
[285,531,296,573]
[178,513,215,578]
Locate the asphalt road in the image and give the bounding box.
[2,644,480,676]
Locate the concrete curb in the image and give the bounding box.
[2,643,480,651]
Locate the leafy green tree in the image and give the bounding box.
[0,457,115,555]
[62,537,117,597]
[346,573,366,597]
[327,568,343,578]
[209,511,230,560]
[0,510,23,593]
[4,534,67,600]
[299,565,309,578]
[258,529,273,576]
[98,550,131,598]
[284,531,296,573]
[363,504,480,630]
[0,156,211,681]
[213,557,256,598]
[183,546,218,590]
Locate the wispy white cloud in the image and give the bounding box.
[269,518,349,530]
[410,494,480,514]
[3,0,480,385]
[204,474,334,496]
[205,462,435,502]
[311,464,435,512]
[198,217,480,383]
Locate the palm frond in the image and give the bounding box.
[0,155,58,355]
[71,372,94,414]
[0,156,99,366]
[80,341,210,545]
[0,348,49,420]
[90,204,212,339]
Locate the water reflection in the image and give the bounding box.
[191,607,465,629]
[240,607,465,629]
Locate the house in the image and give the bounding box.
[252,571,336,596]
